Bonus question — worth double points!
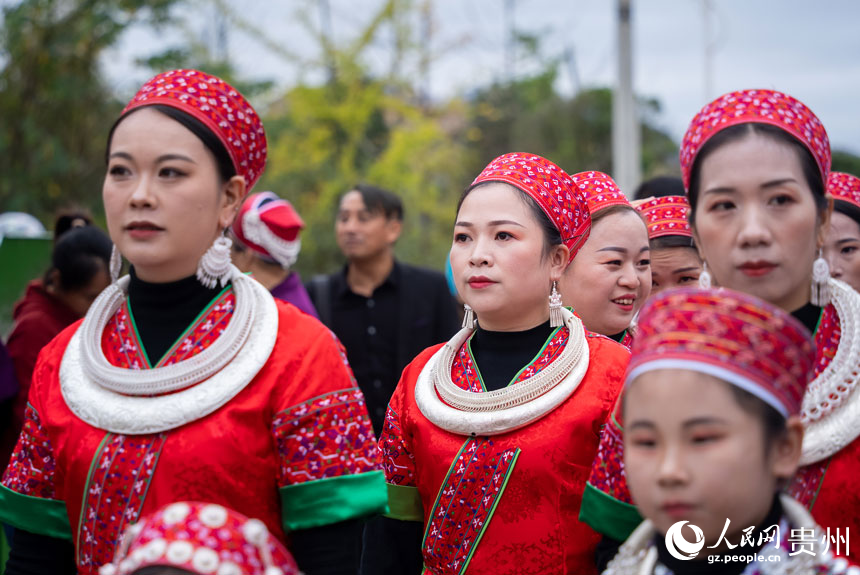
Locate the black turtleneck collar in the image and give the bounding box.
[470,320,556,392]
[127,267,225,366]
[655,495,783,575]
[609,330,627,343]
[790,302,823,336]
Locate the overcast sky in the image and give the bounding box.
[104,0,860,155]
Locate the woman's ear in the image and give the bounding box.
[219,175,247,230]
[770,415,804,482]
[549,244,571,282]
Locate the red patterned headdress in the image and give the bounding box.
[828,171,860,212]
[100,502,299,575]
[679,89,830,193]
[470,153,591,259]
[628,287,814,417]
[635,195,693,240]
[122,69,267,191]
[571,170,631,216]
[232,191,304,268]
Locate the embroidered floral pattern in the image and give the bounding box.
[102,290,235,370]
[422,438,520,575]
[273,388,381,486]
[588,413,633,505]
[76,433,167,571]
[451,328,569,392]
[572,170,631,215]
[2,405,58,499]
[380,406,416,486]
[635,195,693,240]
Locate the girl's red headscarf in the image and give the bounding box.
[470,153,591,260]
[122,69,267,191]
[679,89,830,193]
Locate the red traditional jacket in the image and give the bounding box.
[0,286,387,574]
[581,303,860,564]
[381,325,629,575]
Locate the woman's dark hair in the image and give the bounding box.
[634,176,685,201]
[834,200,860,228]
[688,123,827,221]
[348,184,404,221]
[53,208,93,241]
[44,226,112,292]
[650,234,697,251]
[105,105,236,184]
[457,182,562,258]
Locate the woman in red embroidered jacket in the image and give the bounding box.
[560,171,651,350]
[362,153,629,575]
[580,89,860,567]
[0,69,386,575]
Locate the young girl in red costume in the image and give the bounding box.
[603,287,852,574]
[581,89,860,566]
[560,171,651,349]
[0,69,386,575]
[363,153,630,575]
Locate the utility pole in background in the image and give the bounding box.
[504,0,515,81]
[419,0,432,107]
[319,0,335,83]
[702,0,714,101]
[612,0,641,196]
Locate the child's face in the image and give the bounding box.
[624,370,785,549]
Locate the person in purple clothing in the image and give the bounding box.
[231,191,318,318]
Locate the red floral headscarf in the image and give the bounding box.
[471,153,591,260]
[122,69,267,191]
[679,89,830,194]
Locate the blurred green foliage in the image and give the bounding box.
[3,0,858,279]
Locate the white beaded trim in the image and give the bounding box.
[800,278,860,465]
[415,307,590,436]
[60,273,278,435]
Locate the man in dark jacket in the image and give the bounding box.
[308,185,459,435]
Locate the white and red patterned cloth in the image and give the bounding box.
[123,68,267,191]
[471,153,591,259]
[571,170,631,216]
[679,89,830,192]
[101,501,300,575]
[232,192,304,267]
[634,195,692,240]
[629,287,815,417]
[828,171,860,211]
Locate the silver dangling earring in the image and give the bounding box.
[197,232,234,289]
[811,248,831,306]
[698,262,712,289]
[549,281,564,328]
[462,304,476,330]
[110,245,122,283]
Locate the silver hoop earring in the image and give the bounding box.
[549,281,564,327]
[462,304,476,330]
[698,262,712,289]
[811,248,831,306]
[197,233,234,289]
